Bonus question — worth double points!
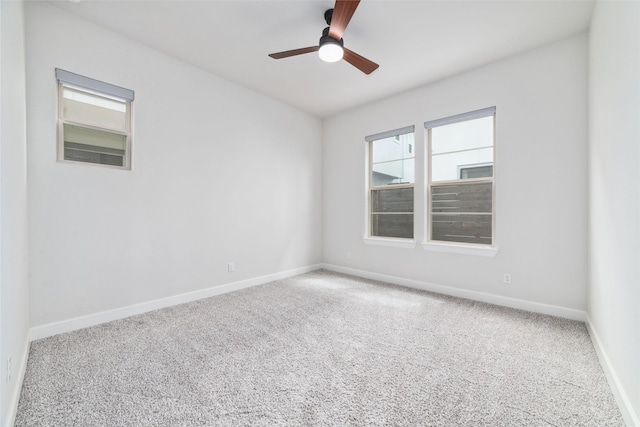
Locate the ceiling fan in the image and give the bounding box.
[268,0,379,75]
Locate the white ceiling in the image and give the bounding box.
[49,0,595,118]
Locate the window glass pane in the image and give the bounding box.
[431,115,493,155]
[371,133,415,185]
[430,182,492,245]
[372,159,415,185]
[62,87,127,131]
[371,214,414,238]
[431,182,492,214]
[432,147,493,181]
[370,188,414,238]
[63,124,126,150]
[64,146,124,167]
[431,213,491,244]
[371,188,414,213]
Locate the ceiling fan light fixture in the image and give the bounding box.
[318,35,344,63]
[269,1,379,74]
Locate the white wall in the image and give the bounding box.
[25,1,322,328]
[323,34,588,314]
[1,0,31,424]
[588,0,640,424]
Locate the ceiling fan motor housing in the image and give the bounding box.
[319,27,344,48]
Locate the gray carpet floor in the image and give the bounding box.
[16,270,624,426]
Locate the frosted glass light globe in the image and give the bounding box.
[319,42,344,63]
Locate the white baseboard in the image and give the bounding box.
[322,264,587,321]
[586,316,639,427]
[29,264,323,341]
[5,338,30,427]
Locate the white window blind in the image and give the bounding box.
[55,69,134,101]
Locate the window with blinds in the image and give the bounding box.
[366,126,415,239]
[425,107,496,246]
[56,69,133,169]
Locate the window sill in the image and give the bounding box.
[363,237,416,249]
[421,242,498,257]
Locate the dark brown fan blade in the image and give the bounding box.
[269,46,319,59]
[328,0,360,40]
[343,48,379,75]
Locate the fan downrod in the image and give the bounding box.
[324,9,333,26]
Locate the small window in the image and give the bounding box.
[459,163,493,179]
[56,69,134,169]
[366,126,415,239]
[425,107,495,246]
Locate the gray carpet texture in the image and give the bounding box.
[16,270,623,426]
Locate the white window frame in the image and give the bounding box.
[56,69,134,170]
[423,107,498,257]
[364,125,416,248]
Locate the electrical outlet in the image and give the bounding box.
[503,273,512,284]
[7,355,12,385]
[228,262,235,273]
[346,251,352,259]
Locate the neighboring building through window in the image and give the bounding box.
[56,69,134,169]
[425,107,495,246]
[366,126,415,239]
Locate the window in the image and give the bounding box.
[458,163,493,179]
[56,69,134,169]
[366,126,415,239]
[425,107,495,246]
